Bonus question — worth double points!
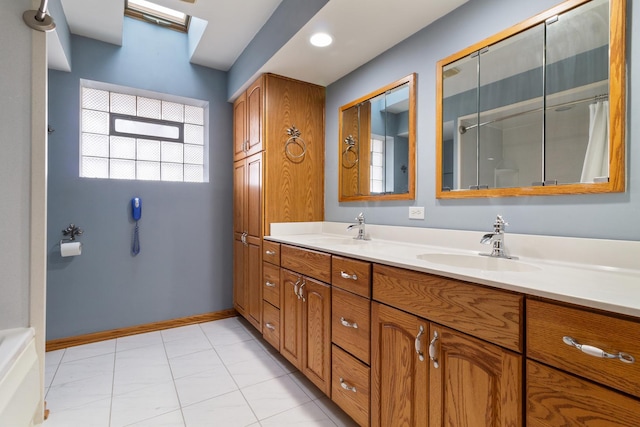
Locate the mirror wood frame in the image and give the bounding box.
[435,0,626,199]
[338,73,417,202]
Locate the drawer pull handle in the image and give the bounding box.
[265,281,276,288]
[414,325,425,362]
[294,277,302,300]
[340,271,358,281]
[339,378,357,393]
[429,331,439,368]
[563,336,635,364]
[340,317,358,329]
[299,280,306,302]
[265,322,276,331]
[265,250,276,255]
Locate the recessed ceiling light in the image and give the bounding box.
[310,33,333,47]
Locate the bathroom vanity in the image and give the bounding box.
[255,222,640,426]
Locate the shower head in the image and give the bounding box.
[23,0,56,32]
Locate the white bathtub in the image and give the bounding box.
[0,328,41,427]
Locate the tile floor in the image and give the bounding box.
[44,316,358,427]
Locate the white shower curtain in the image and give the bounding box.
[580,100,609,183]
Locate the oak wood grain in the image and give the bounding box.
[262,300,280,350]
[371,303,428,427]
[527,298,640,399]
[332,287,371,364]
[301,276,332,396]
[262,240,281,266]
[281,244,331,283]
[429,324,522,427]
[527,360,640,427]
[262,262,280,308]
[373,264,523,352]
[332,256,371,298]
[332,344,371,427]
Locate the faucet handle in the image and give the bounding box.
[356,212,365,223]
[494,215,508,231]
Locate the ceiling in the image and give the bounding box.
[54,0,468,91]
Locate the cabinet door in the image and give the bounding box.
[232,159,247,316]
[233,91,247,161]
[300,277,331,396]
[429,324,522,427]
[244,153,262,330]
[233,238,247,316]
[246,78,262,156]
[233,159,246,239]
[371,302,428,427]
[280,269,303,368]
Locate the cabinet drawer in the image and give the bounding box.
[332,256,371,298]
[332,345,370,427]
[527,298,640,399]
[372,264,522,352]
[527,360,640,427]
[332,288,370,364]
[263,240,280,266]
[281,244,331,283]
[263,262,280,308]
[262,301,280,350]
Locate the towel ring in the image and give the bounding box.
[342,135,358,168]
[284,126,307,159]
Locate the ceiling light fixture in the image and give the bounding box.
[310,32,333,47]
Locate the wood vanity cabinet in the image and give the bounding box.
[331,256,372,426]
[232,74,325,333]
[280,245,332,396]
[261,241,281,349]
[526,298,640,426]
[371,264,523,426]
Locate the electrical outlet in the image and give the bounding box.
[409,207,425,220]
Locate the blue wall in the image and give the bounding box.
[47,18,233,340]
[325,0,640,240]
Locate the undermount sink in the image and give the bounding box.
[416,253,540,272]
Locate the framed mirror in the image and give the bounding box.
[436,0,625,198]
[339,74,416,201]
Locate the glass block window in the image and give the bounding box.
[80,84,206,182]
[370,136,385,193]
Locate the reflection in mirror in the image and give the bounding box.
[437,0,625,198]
[339,74,416,201]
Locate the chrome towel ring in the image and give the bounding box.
[284,126,307,159]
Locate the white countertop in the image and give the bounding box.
[266,222,640,318]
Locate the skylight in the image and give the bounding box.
[125,0,190,32]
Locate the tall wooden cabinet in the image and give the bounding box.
[233,74,325,332]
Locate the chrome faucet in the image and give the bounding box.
[480,215,514,259]
[347,212,369,240]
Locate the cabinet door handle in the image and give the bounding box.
[265,250,276,256]
[243,140,249,152]
[340,271,358,281]
[429,331,439,368]
[241,232,247,245]
[265,281,276,288]
[414,325,425,362]
[299,280,306,302]
[563,336,635,364]
[339,378,357,393]
[294,277,302,300]
[265,322,276,331]
[340,317,358,329]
